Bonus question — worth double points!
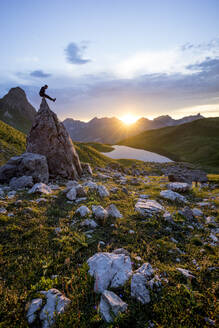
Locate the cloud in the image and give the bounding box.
[65,42,91,65]
[187,57,219,73]
[30,70,52,78]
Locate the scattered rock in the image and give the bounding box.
[160,190,187,203]
[66,187,77,200]
[83,181,98,190]
[81,162,93,176]
[7,190,16,199]
[27,98,82,180]
[106,204,122,218]
[76,205,90,217]
[192,208,203,217]
[9,175,33,190]
[100,290,128,323]
[87,252,132,293]
[27,289,70,328]
[75,185,87,197]
[97,185,110,198]
[81,219,98,228]
[28,183,52,194]
[167,182,191,192]
[0,152,49,184]
[27,298,43,324]
[178,206,194,221]
[92,205,108,220]
[35,198,48,203]
[177,268,195,279]
[135,199,164,217]
[206,216,216,224]
[131,273,150,304]
[0,207,7,214]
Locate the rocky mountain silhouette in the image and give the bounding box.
[0,87,36,133]
[63,113,204,144]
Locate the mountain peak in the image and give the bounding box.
[0,87,36,133]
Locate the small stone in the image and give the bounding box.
[106,204,122,218]
[8,190,16,199]
[92,205,108,220]
[97,185,110,198]
[135,199,164,217]
[0,207,7,214]
[66,186,77,200]
[76,205,90,217]
[160,190,187,203]
[36,198,48,203]
[99,290,128,323]
[27,298,43,324]
[192,208,203,217]
[81,219,98,228]
[131,273,150,304]
[167,182,191,192]
[129,229,135,234]
[28,183,52,194]
[177,268,195,279]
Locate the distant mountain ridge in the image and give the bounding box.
[0,87,36,133]
[63,113,204,144]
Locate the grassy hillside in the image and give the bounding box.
[0,120,26,165]
[119,118,219,173]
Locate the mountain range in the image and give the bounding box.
[0,87,204,143]
[63,113,204,144]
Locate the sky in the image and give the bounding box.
[1,0,219,121]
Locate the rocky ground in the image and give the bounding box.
[0,163,218,327]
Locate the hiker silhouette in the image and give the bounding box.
[39,85,56,102]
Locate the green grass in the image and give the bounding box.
[0,102,33,134]
[0,120,26,165]
[0,171,218,327]
[119,117,219,173]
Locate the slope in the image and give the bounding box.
[119,117,219,172]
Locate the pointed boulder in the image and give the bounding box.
[26,99,82,180]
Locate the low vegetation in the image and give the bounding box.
[0,166,218,327]
[119,118,219,173]
[0,120,26,165]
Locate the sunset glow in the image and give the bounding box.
[121,114,138,125]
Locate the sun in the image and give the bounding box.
[121,114,138,125]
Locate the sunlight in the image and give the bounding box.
[120,114,138,125]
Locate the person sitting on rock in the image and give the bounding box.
[39,85,56,102]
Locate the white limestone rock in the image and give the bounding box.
[97,185,110,198]
[177,268,195,279]
[106,204,122,218]
[131,273,150,304]
[135,199,164,217]
[136,263,154,278]
[160,190,187,203]
[92,205,108,220]
[0,207,7,214]
[28,183,52,195]
[76,205,90,217]
[83,181,98,190]
[26,289,70,328]
[100,290,128,323]
[87,252,132,293]
[27,298,43,324]
[167,182,191,192]
[40,289,71,328]
[81,219,98,228]
[66,186,77,200]
[192,208,203,217]
[8,190,16,199]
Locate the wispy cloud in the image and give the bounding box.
[65,42,91,65]
[30,70,52,78]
